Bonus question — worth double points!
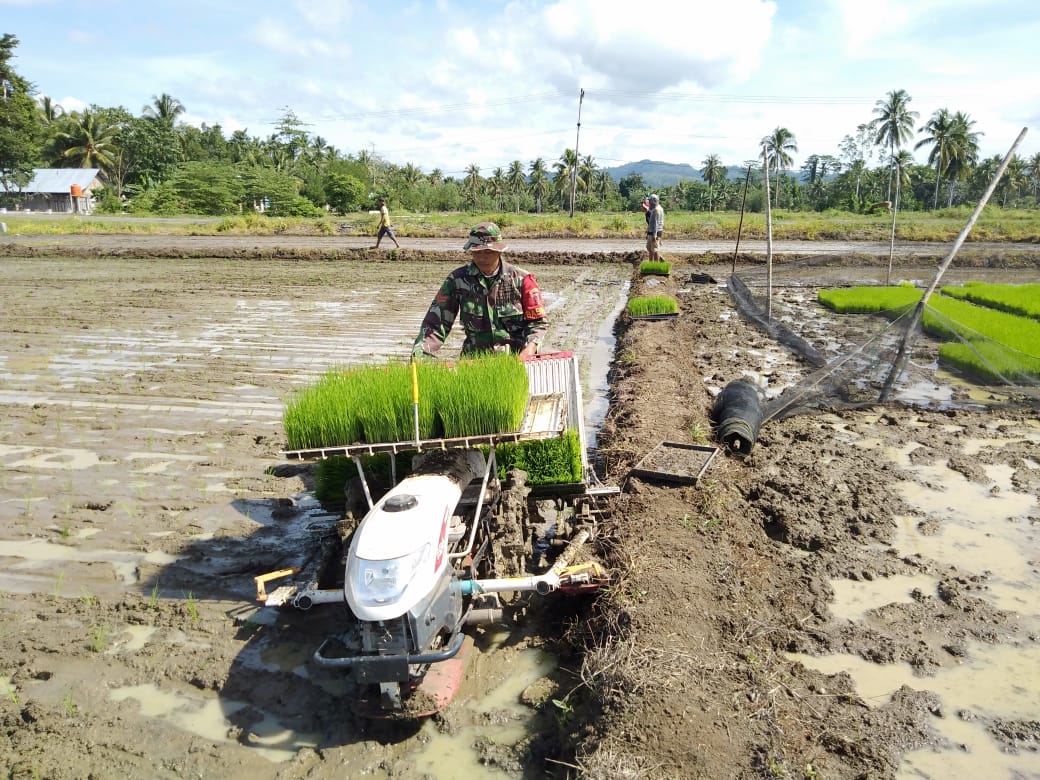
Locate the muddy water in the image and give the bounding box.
[792,415,1040,780]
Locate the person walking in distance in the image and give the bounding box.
[645,193,664,262]
[374,197,400,249]
[412,222,547,359]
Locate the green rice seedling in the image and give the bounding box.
[4,681,19,706]
[185,592,199,622]
[88,624,109,653]
[149,580,160,609]
[285,355,528,448]
[51,571,64,600]
[817,283,920,315]
[940,282,1040,321]
[923,296,1040,360]
[496,429,583,485]
[939,340,1040,383]
[628,295,679,317]
[639,260,671,276]
[432,354,528,437]
[63,690,76,716]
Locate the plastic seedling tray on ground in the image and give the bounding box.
[628,313,679,321]
[630,441,719,485]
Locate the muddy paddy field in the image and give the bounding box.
[0,241,1038,779]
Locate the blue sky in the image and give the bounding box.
[4,0,1039,176]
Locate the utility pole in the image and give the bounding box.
[569,88,584,218]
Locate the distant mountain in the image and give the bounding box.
[605,159,750,188]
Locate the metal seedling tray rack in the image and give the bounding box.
[630,441,719,485]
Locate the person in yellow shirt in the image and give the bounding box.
[373,197,401,249]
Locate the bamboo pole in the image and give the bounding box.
[762,151,773,321]
[732,164,752,275]
[879,126,1028,401]
[885,166,902,285]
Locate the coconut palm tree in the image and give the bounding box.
[506,160,526,213]
[528,157,549,213]
[49,109,119,173]
[914,108,955,210]
[1000,155,1027,208]
[36,95,64,125]
[871,89,918,201]
[1026,152,1040,205]
[463,164,482,207]
[553,148,582,210]
[143,93,185,126]
[941,112,982,207]
[701,154,725,213]
[488,167,506,210]
[761,127,798,205]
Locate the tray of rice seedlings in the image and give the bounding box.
[639,260,671,276]
[494,429,584,486]
[923,296,1040,382]
[817,283,920,315]
[940,282,1040,321]
[424,352,529,438]
[818,285,1040,382]
[283,353,546,457]
[628,295,679,320]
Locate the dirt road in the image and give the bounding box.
[1,240,1038,779]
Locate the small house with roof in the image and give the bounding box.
[20,169,104,214]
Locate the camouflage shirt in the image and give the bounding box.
[414,260,548,356]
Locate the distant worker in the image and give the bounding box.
[412,221,547,359]
[373,197,400,249]
[645,193,664,262]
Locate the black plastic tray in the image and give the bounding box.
[630,441,719,485]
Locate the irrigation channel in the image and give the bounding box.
[0,251,1037,778]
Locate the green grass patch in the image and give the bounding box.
[628,295,679,317]
[639,260,671,276]
[284,354,529,449]
[940,282,1040,321]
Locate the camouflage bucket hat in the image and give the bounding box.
[463,221,508,252]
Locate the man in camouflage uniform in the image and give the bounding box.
[412,222,548,358]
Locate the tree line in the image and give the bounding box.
[2,35,1038,218]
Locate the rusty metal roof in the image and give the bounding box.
[23,168,101,194]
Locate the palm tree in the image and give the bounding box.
[553,149,582,210]
[871,88,918,201]
[143,93,185,125]
[761,127,798,205]
[488,167,506,210]
[36,95,64,125]
[428,168,444,187]
[463,164,482,206]
[528,158,549,213]
[701,154,724,213]
[49,109,119,173]
[506,160,526,213]
[942,112,982,207]
[1000,155,1027,208]
[1026,152,1040,205]
[914,108,954,210]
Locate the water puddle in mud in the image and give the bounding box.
[584,280,630,450]
[411,644,558,778]
[109,682,320,762]
[829,574,939,622]
[799,418,1040,779]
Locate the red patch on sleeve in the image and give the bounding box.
[522,275,545,320]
